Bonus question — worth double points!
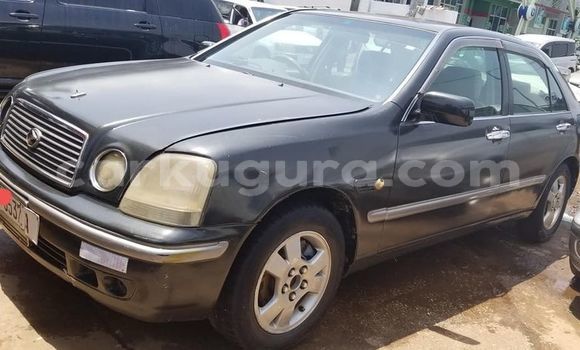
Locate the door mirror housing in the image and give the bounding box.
[420,91,475,127]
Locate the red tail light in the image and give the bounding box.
[217,23,230,40]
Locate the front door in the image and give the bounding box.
[376,40,513,250]
[0,0,45,87]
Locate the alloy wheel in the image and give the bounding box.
[543,175,567,230]
[253,230,332,334]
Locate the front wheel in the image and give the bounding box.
[519,164,571,243]
[211,205,345,349]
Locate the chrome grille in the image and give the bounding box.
[1,99,88,187]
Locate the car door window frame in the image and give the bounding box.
[542,43,552,57]
[502,48,569,115]
[58,0,148,12]
[402,37,507,125]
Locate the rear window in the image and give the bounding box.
[214,0,233,21]
[158,0,221,22]
[61,0,145,11]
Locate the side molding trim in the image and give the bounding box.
[367,176,546,224]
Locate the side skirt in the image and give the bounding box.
[346,210,533,276]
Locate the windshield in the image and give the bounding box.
[202,13,435,102]
[252,7,285,22]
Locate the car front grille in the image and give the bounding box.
[0,99,88,187]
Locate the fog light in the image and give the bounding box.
[102,276,128,298]
[90,149,127,192]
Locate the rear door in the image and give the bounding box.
[41,0,163,71]
[0,0,45,87]
[503,42,576,213]
[156,0,224,56]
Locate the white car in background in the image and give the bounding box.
[518,34,577,74]
[214,0,290,33]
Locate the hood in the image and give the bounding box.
[18,58,370,151]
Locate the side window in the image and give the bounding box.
[547,71,568,112]
[569,43,576,56]
[507,53,550,114]
[232,5,252,26]
[551,43,567,58]
[428,47,502,117]
[61,0,145,11]
[158,0,221,21]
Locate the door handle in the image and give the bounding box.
[486,129,511,141]
[134,22,157,30]
[556,123,573,132]
[9,12,39,20]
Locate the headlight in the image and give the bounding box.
[119,153,216,227]
[0,96,13,121]
[90,149,127,192]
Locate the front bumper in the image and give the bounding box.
[0,167,250,322]
[570,214,580,275]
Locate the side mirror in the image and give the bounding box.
[420,91,475,127]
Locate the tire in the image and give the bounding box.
[519,164,572,243]
[211,205,345,349]
[571,261,580,277]
[571,236,580,277]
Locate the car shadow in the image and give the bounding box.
[0,223,575,350]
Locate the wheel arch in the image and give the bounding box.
[242,187,359,272]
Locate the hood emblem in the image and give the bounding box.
[70,90,87,99]
[26,128,42,149]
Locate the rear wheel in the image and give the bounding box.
[519,165,571,243]
[571,236,580,277]
[211,205,345,349]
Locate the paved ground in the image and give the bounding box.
[1,203,579,350]
[3,173,580,350]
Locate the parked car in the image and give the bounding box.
[518,34,577,74]
[0,0,230,96]
[571,213,580,278]
[214,0,288,32]
[1,10,578,349]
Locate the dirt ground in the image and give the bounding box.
[1,190,579,349]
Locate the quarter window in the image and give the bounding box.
[428,47,502,117]
[507,53,550,114]
[61,0,145,11]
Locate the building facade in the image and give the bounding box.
[459,0,573,36]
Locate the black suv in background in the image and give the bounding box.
[0,0,229,95]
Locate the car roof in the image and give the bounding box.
[517,34,575,45]
[225,0,289,10]
[292,9,527,43]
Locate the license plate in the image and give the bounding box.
[0,183,40,246]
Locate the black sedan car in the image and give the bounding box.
[0,10,578,349]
